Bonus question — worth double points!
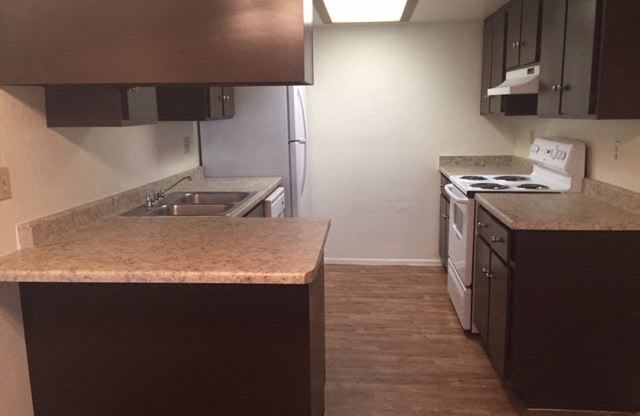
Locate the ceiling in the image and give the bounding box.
[313,0,506,24]
[410,0,505,22]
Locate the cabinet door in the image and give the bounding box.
[156,87,209,121]
[221,87,235,118]
[439,194,450,268]
[209,87,225,119]
[473,237,492,344]
[488,253,510,377]
[537,0,567,116]
[480,19,493,115]
[520,0,542,65]
[560,0,598,116]
[506,0,523,69]
[489,12,506,114]
[123,87,158,125]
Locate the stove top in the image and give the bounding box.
[450,174,565,196]
[448,138,587,197]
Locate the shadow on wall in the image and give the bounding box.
[0,86,195,178]
[0,284,25,336]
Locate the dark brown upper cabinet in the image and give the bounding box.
[506,0,542,69]
[156,87,235,121]
[0,0,313,86]
[480,19,494,115]
[481,8,538,116]
[489,11,507,115]
[45,87,158,127]
[538,0,640,119]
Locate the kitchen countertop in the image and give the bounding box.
[17,173,282,249]
[439,155,533,179]
[2,173,331,285]
[0,216,330,285]
[476,193,640,231]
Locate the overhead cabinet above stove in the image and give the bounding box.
[481,0,640,120]
[0,0,313,86]
[538,0,640,119]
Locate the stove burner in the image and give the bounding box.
[470,183,510,190]
[460,175,488,181]
[518,184,550,190]
[494,176,530,182]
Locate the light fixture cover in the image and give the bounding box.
[323,0,409,23]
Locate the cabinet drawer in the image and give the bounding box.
[477,206,510,261]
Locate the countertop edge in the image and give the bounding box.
[475,194,640,232]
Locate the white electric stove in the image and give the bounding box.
[444,137,586,331]
[450,137,586,197]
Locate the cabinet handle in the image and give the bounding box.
[486,272,495,279]
[491,236,505,243]
[512,41,518,48]
[477,222,488,229]
[481,267,489,274]
[441,214,449,220]
[551,85,558,92]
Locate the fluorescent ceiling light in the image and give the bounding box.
[323,0,409,23]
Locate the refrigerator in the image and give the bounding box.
[200,86,309,217]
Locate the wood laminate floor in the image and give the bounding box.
[323,265,634,416]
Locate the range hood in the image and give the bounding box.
[488,65,540,96]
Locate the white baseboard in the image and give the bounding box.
[324,257,443,267]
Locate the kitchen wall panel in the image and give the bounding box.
[512,118,640,193]
[306,22,518,265]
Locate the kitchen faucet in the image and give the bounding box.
[145,175,193,207]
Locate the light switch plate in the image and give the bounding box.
[0,167,12,201]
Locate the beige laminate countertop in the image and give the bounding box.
[0,216,330,285]
[476,193,640,231]
[439,155,533,179]
[1,174,331,285]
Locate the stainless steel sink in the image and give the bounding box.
[145,203,234,217]
[173,192,251,205]
[122,191,257,217]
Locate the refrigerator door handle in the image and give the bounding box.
[301,140,307,195]
[297,88,309,144]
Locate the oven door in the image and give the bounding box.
[444,184,475,286]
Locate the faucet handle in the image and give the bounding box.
[145,194,154,208]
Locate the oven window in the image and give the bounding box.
[454,204,464,237]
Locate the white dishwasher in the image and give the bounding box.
[264,187,286,218]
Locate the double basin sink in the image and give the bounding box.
[122,192,256,217]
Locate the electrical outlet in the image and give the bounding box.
[0,167,12,201]
[183,137,191,154]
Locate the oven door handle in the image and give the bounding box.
[444,184,471,204]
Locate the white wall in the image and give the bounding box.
[0,87,198,415]
[511,118,640,193]
[306,22,517,265]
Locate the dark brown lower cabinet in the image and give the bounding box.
[439,175,451,268]
[20,264,326,416]
[473,237,491,344]
[473,206,640,412]
[473,236,510,378]
[486,252,509,378]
